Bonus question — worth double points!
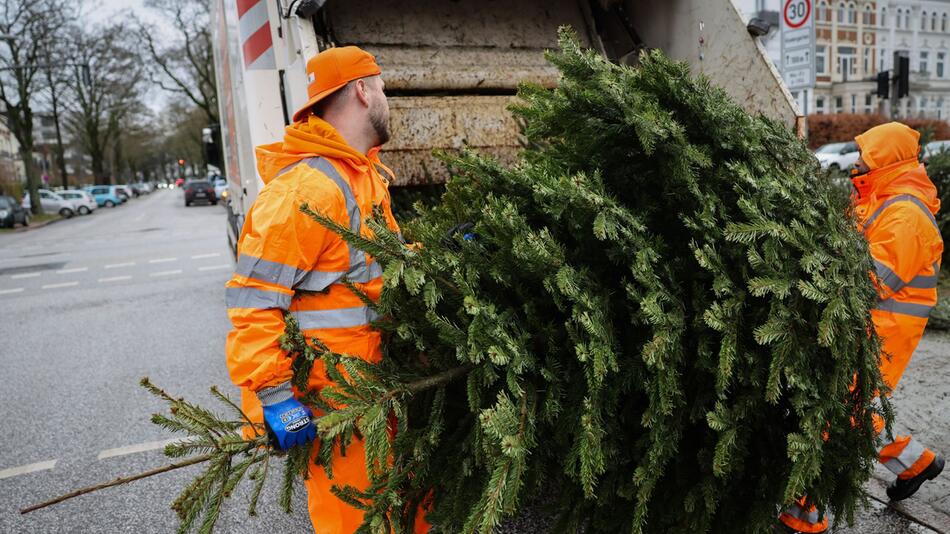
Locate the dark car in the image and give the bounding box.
[184,181,217,207]
[0,195,30,228]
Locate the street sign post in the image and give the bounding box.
[781,0,816,93]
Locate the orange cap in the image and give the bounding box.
[291,46,381,123]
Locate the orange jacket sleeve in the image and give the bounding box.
[867,203,937,301]
[225,178,347,392]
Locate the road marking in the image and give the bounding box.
[134,213,146,222]
[198,264,231,271]
[11,272,40,279]
[105,262,135,269]
[97,438,182,460]
[56,267,88,274]
[42,282,79,289]
[191,253,221,259]
[149,257,177,264]
[0,460,57,480]
[0,288,24,295]
[150,269,183,277]
[99,275,132,283]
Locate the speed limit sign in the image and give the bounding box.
[781,0,815,90]
[784,0,812,29]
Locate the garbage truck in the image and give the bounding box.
[211,0,801,258]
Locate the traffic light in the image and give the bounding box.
[178,159,185,166]
[894,52,910,98]
[876,71,890,99]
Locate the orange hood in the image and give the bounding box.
[852,122,938,216]
[254,116,393,185]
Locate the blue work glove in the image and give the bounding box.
[257,382,316,450]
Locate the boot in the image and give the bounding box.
[886,453,944,502]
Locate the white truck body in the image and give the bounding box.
[211,0,800,255]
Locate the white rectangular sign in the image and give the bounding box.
[781,0,816,91]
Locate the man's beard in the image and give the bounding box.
[370,104,391,146]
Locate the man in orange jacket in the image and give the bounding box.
[779,122,945,533]
[224,46,428,534]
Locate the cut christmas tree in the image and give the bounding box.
[23,29,890,534]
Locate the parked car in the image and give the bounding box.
[132,182,153,195]
[21,189,79,218]
[109,185,131,202]
[57,190,98,215]
[0,195,29,228]
[922,140,950,165]
[85,185,125,207]
[814,141,860,170]
[117,184,136,199]
[210,175,228,203]
[184,180,217,206]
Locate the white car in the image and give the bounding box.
[210,175,229,203]
[923,140,950,165]
[21,189,80,218]
[57,190,98,215]
[815,141,860,171]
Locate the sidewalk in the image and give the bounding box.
[838,330,950,533]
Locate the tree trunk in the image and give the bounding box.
[20,138,42,215]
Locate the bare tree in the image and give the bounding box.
[66,23,143,185]
[138,0,217,126]
[0,0,65,214]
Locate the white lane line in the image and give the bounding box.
[42,281,79,289]
[148,257,177,264]
[105,262,135,269]
[191,253,221,259]
[99,275,132,283]
[11,272,41,279]
[198,264,231,272]
[0,459,57,480]
[56,267,88,274]
[0,288,24,295]
[97,439,182,460]
[150,269,183,277]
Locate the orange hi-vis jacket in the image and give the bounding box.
[853,123,942,392]
[225,115,400,427]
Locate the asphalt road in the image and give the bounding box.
[0,189,312,533]
[1,189,947,534]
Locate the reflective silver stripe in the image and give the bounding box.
[782,503,820,524]
[225,286,292,310]
[305,158,368,276]
[235,253,301,289]
[883,438,928,476]
[874,260,907,293]
[296,270,346,292]
[876,298,934,318]
[291,306,379,330]
[863,194,938,233]
[906,262,941,289]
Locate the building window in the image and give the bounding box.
[863,5,873,26]
[835,96,844,113]
[880,47,888,71]
[943,13,948,32]
[938,52,946,78]
[816,97,826,115]
[851,94,857,113]
[922,11,928,31]
[863,47,872,75]
[865,93,873,113]
[817,1,830,22]
[881,7,887,27]
[920,51,929,74]
[848,2,857,24]
[838,46,856,80]
[838,2,846,23]
[816,45,827,73]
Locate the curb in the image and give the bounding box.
[9,216,63,233]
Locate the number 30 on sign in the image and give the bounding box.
[784,0,812,28]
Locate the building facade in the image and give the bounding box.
[735,0,950,120]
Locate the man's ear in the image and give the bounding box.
[354,79,371,108]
